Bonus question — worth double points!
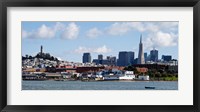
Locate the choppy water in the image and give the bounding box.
[22,80,178,90]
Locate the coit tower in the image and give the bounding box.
[137,34,145,64]
[40,45,43,54]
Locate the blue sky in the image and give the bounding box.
[22,21,178,62]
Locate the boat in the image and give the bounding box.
[145,86,155,89]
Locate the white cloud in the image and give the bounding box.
[106,22,178,36]
[107,22,148,36]
[22,22,79,39]
[74,45,111,54]
[22,22,64,39]
[37,24,55,38]
[95,45,111,53]
[74,46,90,54]
[143,23,159,32]
[61,22,79,39]
[159,22,178,32]
[107,22,132,35]
[54,22,65,31]
[106,22,178,50]
[128,22,146,32]
[143,31,178,50]
[86,27,102,38]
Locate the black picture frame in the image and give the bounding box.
[0,0,199,112]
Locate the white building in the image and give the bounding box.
[103,75,119,80]
[138,75,149,80]
[119,71,135,80]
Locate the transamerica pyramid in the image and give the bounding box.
[137,34,145,64]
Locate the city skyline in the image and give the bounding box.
[22,21,178,62]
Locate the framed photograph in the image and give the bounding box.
[0,0,199,112]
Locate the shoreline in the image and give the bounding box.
[22,79,178,82]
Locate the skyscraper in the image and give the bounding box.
[150,48,158,62]
[117,51,134,66]
[82,53,91,63]
[98,54,103,64]
[127,52,134,65]
[144,52,147,62]
[137,35,145,64]
[117,51,128,66]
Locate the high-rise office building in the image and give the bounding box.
[98,54,103,60]
[137,35,145,64]
[98,54,103,64]
[93,55,116,65]
[106,56,117,66]
[162,55,172,62]
[82,53,91,63]
[118,51,128,66]
[144,52,147,61]
[117,51,134,66]
[127,52,134,65]
[150,48,158,62]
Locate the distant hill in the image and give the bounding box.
[22,52,59,61]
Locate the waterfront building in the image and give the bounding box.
[137,35,145,64]
[138,75,150,80]
[162,55,172,62]
[82,53,91,63]
[150,48,158,62]
[119,71,135,80]
[103,75,119,80]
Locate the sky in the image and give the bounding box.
[22,21,178,62]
